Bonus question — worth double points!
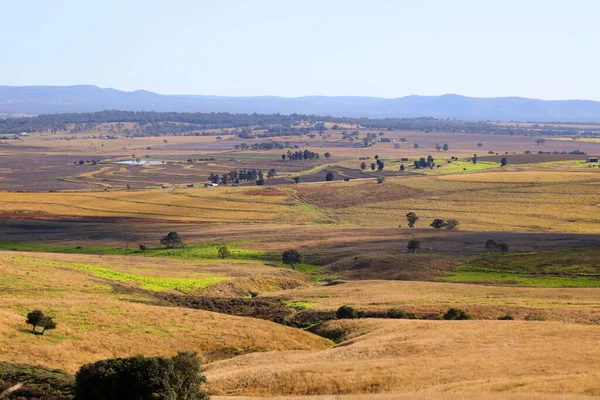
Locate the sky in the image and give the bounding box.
[1,0,599,100]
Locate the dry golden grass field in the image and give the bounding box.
[2,127,600,399]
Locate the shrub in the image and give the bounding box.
[218,245,231,259]
[160,232,183,249]
[407,239,420,253]
[387,309,408,319]
[325,171,334,181]
[498,314,514,320]
[74,352,208,400]
[443,308,471,320]
[336,305,358,319]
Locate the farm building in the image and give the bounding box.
[587,157,598,163]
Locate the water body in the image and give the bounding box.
[114,160,163,165]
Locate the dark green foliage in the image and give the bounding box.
[360,162,366,170]
[485,239,497,252]
[407,239,420,253]
[139,244,147,251]
[255,178,265,185]
[293,176,301,184]
[74,352,208,400]
[282,249,302,270]
[160,232,183,249]
[406,212,418,228]
[498,243,510,253]
[445,219,460,231]
[217,245,231,259]
[324,152,331,159]
[501,157,508,167]
[41,316,57,335]
[325,172,334,181]
[336,305,358,319]
[0,362,74,400]
[443,308,472,320]
[430,219,446,229]
[399,164,405,172]
[498,314,514,320]
[387,309,408,319]
[442,143,449,151]
[25,310,44,334]
[370,163,376,170]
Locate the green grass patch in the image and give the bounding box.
[444,248,600,287]
[285,300,315,310]
[68,262,228,292]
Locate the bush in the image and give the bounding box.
[407,239,420,253]
[74,352,208,400]
[336,305,358,319]
[387,309,408,319]
[443,308,471,320]
[498,314,514,320]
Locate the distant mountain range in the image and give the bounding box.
[2,85,600,122]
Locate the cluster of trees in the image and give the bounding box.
[4,110,600,138]
[430,218,460,230]
[360,155,384,171]
[282,149,320,161]
[208,168,276,185]
[434,143,450,151]
[413,155,435,169]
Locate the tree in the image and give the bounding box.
[267,168,277,179]
[413,143,419,149]
[325,171,334,181]
[324,152,331,159]
[360,162,367,170]
[139,244,147,252]
[370,163,376,171]
[442,143,449,151]
[255,178,265,185]
[376,159,384,171]
[498,243,510,253]
[26,310,45,334]
[336,305,358,319]
[293,176,301,184]
[443,308,471,320]
[40,316,57,335]
[477,143,483,147]
[445,219,460,231]
[407,239,420,253]
[218,245,231,259]
[160,232,183,249]
[74,352,208,400]
[374,155,379,160]
[485,239,497,252]
[282,249,302,270]
[400,164,405,172]
[501,157,508,167]
[536,138,546,145]
[430,219,446,229]
[406,212,419,228]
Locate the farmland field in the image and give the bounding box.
[1,122,600,399]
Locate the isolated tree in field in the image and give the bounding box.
[498,243,510,253]
[400,164,405,172]
[430,219,446,229]
[26,310,45,334]
[485,239,497,252]
[413,143,419,149]
[40,316,57,335]
[218,245,231,259]
[139,244,147,252]
[370,163,376,171]
[445,219,460,231]
[267,168,277,179]
[406,212,419,228]
[442,143,449,151]
[374,155,379,160]
[282,249,302,270]
[281,154,286,161]
[477,143,483,147]
[160,232,183,249]
[536,138,546,145]
[336,305,358,319]
[407,239,420,253]
[376,159,384,171]
[472,154,478,164]
[75,352,208,400]
[255,178,265,185]
[501,157,508,167]
[360,162,367,170]
[324,152,331,159]
[325,171,335,181]
[293,176,301,184]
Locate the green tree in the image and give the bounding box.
[26,310,45,334]
[443,308,471,320]
[325,171,335,181]
[282,249,302,270]
[218,245,231,259]
[407,239,420,253]
[324,152,331,159]
[430,219,446,229]
[445,219,460,230]
[400,164,405,172]
[293,176,301,184]
[442,143,449,151]
[336,305,358,319]
[370,163,376,171]
[485,239,497,252]
[267,168,277,179]
[74,352,208,400]
[360,162,367,170]
[406,212,419,228]
[501,157,508,167]
[40,316,57,335]
[160,232,183,249]
[498,243,510,253]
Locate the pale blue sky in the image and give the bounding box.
[1,0,599,99]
